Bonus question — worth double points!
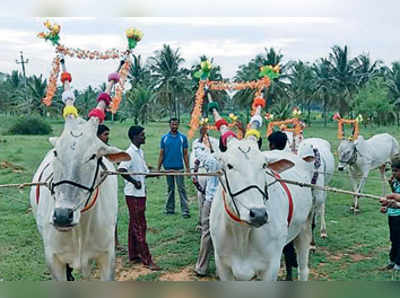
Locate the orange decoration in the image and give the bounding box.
[188,77,271,139]
[188,81,206,139]
[337,119,359,140]
[110,58,131,114]
[267,118,304,137]
[42,56,61,106]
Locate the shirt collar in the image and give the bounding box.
[130,143,140,151]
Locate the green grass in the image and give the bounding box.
[1,117,400,281]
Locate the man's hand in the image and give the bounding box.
[133,180,142,189]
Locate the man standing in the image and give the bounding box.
[157,118,191,218]
[192,129,220,277]
[97,124,121,249]
[118,126,161,271]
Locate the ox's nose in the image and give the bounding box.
[249,208,268,227]
[338,167,344,171]
[53,208,74,227]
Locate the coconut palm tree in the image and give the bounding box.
[327,45,358,115]
[149,44,190,120]
[313,58,335,127]
[353,53,383,87]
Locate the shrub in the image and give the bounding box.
[8,116,52,135]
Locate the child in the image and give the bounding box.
[383,154,400,270]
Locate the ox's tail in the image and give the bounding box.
[391,136,400,157]
[66,264,75,281]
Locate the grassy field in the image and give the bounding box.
[1,116,400,281]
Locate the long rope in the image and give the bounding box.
[265,171,382,200]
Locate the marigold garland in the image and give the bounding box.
[266,118,304,137]
[337,119,360,140]
[55,44,126,60]
[188,77,270,139]
[42,56,61,106]
[188,81,206,139]
[110,58,131,114]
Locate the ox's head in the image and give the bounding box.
[216,137,294,228]
[337,136,362,171]
[49,117,130,231]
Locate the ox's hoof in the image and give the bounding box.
[354,208,361,215]
[320,232,328,239]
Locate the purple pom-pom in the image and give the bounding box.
[108,72,120,83]
[97,92,112,106]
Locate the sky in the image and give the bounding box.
[1,1,400,90]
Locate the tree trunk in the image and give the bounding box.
[323,97,328,128]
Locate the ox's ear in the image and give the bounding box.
[267,158,295,173]
[97,146,131,163]
[303,156,315,163]
[49,137,58,147]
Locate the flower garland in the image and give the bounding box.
[188,77,271,139]
[188,81,206,139]
[266,118,304,137]
[110,58,131,114]
[42,56,61,106]
[337,119,360,140]
[56,44,125,60]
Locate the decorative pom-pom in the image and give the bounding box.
[88,108,105,123]
[97,92,112,106]
[63,105,78,119]
[108,72,120,83]
[208,102,219,112]
[215,119,228,131]
[61,72,72,83]
[221,131,237,146]
[61,90,75,104]
[245,129,261,140]
[252,97,266,109]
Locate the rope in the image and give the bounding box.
[105,170,223,177]
[265,171,382,200]
[0,171,223,189]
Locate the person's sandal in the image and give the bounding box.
[146,263,162,271]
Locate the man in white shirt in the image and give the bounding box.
[118,126,161,271]
[192,129,220,277]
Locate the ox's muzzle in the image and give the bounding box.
[53,208,75,229]
[337,165,345,171]
[249,208,268,227]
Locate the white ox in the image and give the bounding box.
[298,138,335,240]
[337,133,399,212]
[210,137,314,280]
[30,116,130,280]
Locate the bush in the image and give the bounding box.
[8,116,52,135]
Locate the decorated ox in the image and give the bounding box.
[30,55,130,280]
[298,138,335,240]
[207,92,313,280]
[337,133,399,212]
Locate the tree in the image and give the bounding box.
[149,44,190,120]
[352,77,394,126]
[125,86,154,124]
[327,45,358,115]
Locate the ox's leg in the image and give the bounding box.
[261,256,281,281]
[379,165,387,196]
[293,217,312,281]
[348,171,360,213]
[215,255,234,281]
[320,200,328,239]
[46,253,67,281]
[310,211,316,253]
[354,173,369,213]
[98,250,115,281]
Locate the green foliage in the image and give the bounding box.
[8,116,52,135]
[352,77,395,125]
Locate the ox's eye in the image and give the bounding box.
[227,163,234,170]
[262,163,268,169]
[53,150,57,157]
